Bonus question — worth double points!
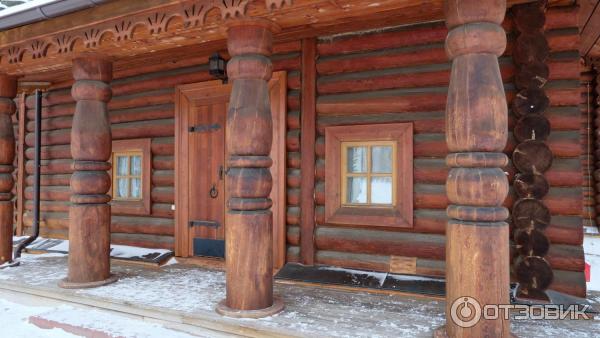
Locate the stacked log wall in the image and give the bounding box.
[285,5,586,297]
[18,42,302,251]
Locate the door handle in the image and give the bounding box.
[209,184,218,199]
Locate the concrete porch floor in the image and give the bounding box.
[0,253,599,338]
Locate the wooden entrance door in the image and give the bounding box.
[175,72,287,270]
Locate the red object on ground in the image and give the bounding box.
[585,262,591,282]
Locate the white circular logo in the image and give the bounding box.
[450,296,482,328]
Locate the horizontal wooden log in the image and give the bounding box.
[411,184,581,215]
[316,106,580,136]
[315,226,445,260]
[317,88,578,117]
[110,233,174,250]
[286,130,300,152]
[287,169,301,188]
[272,54,301,72]
[287,225,299,246]
[287,111,300,130]
[152,170,174,187]
[287,207,300,225]
[26,174,70,186]
[317,23,447,56]
[152,203,174,218]
[287,152,301,169]
[544,6,577,30]
[317,46,448,76]
[288,92,300,111]
[25,119,175,146]
[547,30,579,53]
[27,103,175,132]
[153,156,174,170]
[25,186,70,201]
[26,160,72,175]
[151,187,174,204]
[151,137,174,156]
[111,216,174,236]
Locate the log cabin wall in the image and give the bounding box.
[10,4,586,297]
[17,41,302,251]
[286,4,587,298]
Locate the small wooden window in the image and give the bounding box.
[325,123,413,228]
[110,139,151,216]
[113,152,143,201]
[341,141,396,206]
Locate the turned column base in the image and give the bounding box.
[216,297,284,319]
[433,325,517,338]
[58,274,118,289]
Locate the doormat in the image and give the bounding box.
[275,263,599,316]
[275,263,445,297]
[12,236,173,266]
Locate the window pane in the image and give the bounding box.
[116,156,128,176]
[131,155,142,176]
[371,176,392,204]
[131,178,141,199]
[372,145,393,173]
[116,178,129,198]
[346,177,367,204]
[346,147,367,173]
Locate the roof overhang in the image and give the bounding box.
[0,0,575,82]
[579,0,600,65]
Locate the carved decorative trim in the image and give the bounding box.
[0,0,292,66]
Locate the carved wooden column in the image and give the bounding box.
[0,74,17,265]
[436,0,512,337]
[216,19,284,318]
[59,54,117,288]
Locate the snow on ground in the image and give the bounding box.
[1,253,600,338]
[0,294,210,338]
[584,235,600,291]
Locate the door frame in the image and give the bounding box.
[174,71,287,270]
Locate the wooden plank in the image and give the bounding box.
[300,38,317,266]
[16,93,26,236]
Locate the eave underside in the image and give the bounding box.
[0,0,575,83]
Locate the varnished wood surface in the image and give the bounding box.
[0,74,17,264]
[221,19,279,315]
[63,56,115,287]
[443,0,512,336]
[299,38,316,265]
[0,0,573,78]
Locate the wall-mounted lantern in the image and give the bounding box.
[209,53,227,84]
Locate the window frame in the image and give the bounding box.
[110,139,152,216]
[325,123,413,228]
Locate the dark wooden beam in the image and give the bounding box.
[300,37,317,266]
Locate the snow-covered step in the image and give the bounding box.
[12,237,173,266]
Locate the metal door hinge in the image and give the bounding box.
[189,123,221,133]
[189,220,220,228]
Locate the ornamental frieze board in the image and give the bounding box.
[0,0,292,66]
